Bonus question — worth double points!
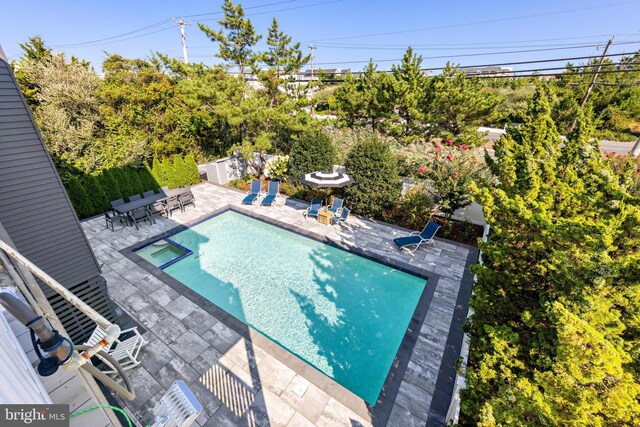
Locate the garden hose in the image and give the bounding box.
[69,404,133,427]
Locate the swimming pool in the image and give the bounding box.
[135,210,426,404]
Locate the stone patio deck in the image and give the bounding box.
[81,182,477,427]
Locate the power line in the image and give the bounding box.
[311,41,640,66]
[51,19,173,48]
[310,33,640,49]
[314,41,616,51]
[471,68,640,79]
[303,0,640,42]
[47,0,332,49]
[196,0,342,23]
[182,0,298,18]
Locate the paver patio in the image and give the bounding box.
[81,182,477,427]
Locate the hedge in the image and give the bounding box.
[63,155,200,219]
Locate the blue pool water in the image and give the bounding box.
[137,211,426,404]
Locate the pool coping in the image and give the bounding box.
[120,204,443,426]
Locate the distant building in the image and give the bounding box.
[462,66,514,77]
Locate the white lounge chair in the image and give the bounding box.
[84,325,148,374]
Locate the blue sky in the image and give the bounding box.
[1,0,639,73]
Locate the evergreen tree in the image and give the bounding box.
[184,154,201,185]
[344,135,401,217]
[331,71,364,128]
[199,0,261,95]
[255,18,310,107]
[113,168,134,199]
[64,175,94,218]
[151,157,168,187]
[126,166,144,195]
[138,164,159,192]
[390,47,426,141]
[98,168,122,202]
[289,129,336,180]
[82,174,110,214]
[161,158,175,188]
[171,156,187,187]
[424,63,499,146]
[463,85,640,425]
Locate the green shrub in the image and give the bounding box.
[344,136,401,217]
[126,167,144,195]
[171,156,187,187]
[98,169,122,202]
[161,158,175,188]
[64,175,94,218]
[151,157,168,187]
[266,155,290,181]
[384,187,435,230]
[184,154,201,185]
[112,168,134,199]
[289,130,336,180]
[83,175,110,214]
[138,164,159,192]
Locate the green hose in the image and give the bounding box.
[69,404,133,427]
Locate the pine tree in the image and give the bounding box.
[126,167,144,195]
[390,47,426,141]
[199,0,261,96]
[138,164,159,192]
[255,18,310,107]
[425,63,499,146]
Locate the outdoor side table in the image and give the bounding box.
[318,209,333,225]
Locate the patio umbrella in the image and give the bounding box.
[299,170,354,188]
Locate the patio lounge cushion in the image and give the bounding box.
[393,235,423,247]
[242,193,259,205]
[261,194,277,206]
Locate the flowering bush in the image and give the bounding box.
[418,139,490,218]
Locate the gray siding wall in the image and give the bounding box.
[0,58,101,290]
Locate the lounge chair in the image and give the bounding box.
[393,220,440,253]
[84,326,148,375]
[303,199,323,220]
[328,197,343,214]
[260,181,280,206]
[242,180,262,205]
[331,207,350,225]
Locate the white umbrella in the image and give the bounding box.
[299,170,354,188]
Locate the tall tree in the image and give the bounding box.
[390,47,426,141]
[255,18,310,107]
[424,63,499,146]
[199,0,261,93]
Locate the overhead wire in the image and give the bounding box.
[303,0,640,42]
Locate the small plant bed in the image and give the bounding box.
[432,216,484,247]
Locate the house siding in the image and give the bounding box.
[0,55,114,343]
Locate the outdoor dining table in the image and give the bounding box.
[112,193,167,216]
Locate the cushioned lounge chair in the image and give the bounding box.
[260,181,280,206]
[328,197,343,214]
[393,220,440,253]
[242,180,262,205]
[303,199,323,220]
[331,207,350,225]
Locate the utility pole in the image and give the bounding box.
[308,44,317,113]
[568,35,614,133]
[173,18,191,64]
